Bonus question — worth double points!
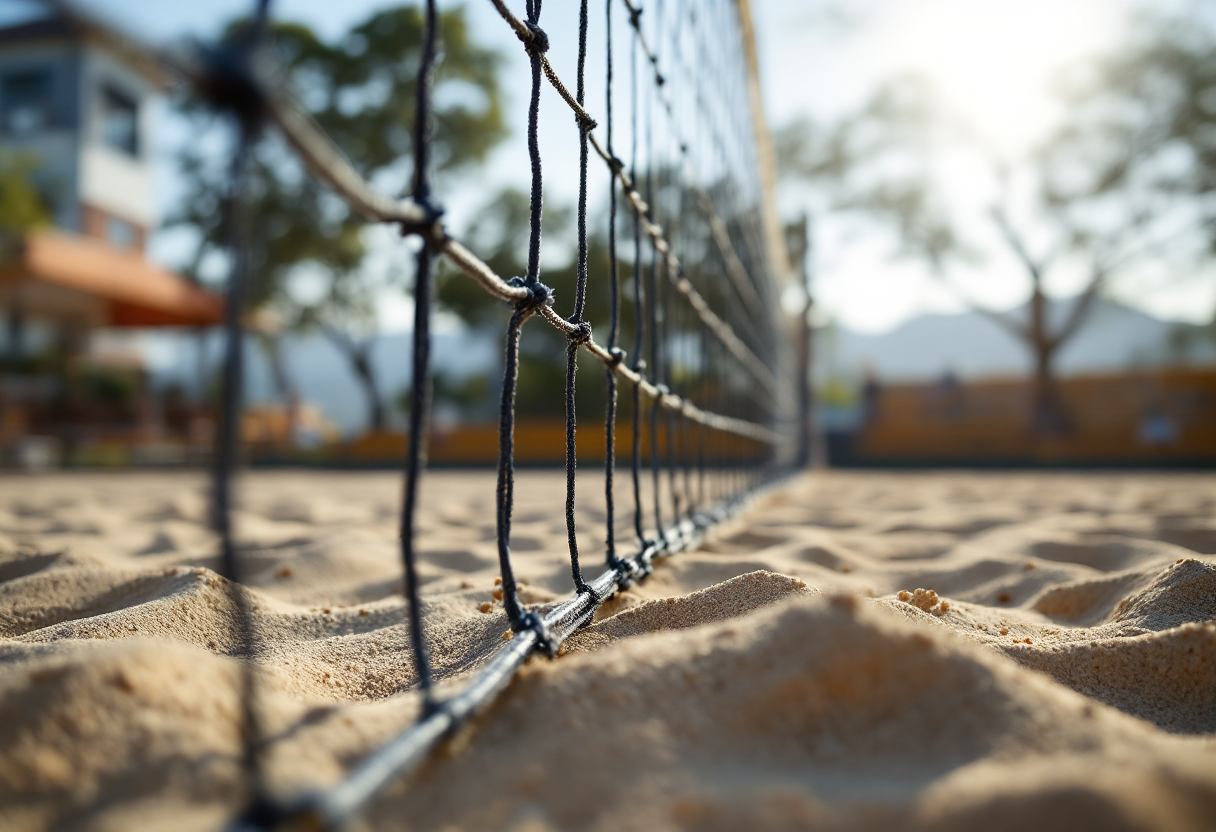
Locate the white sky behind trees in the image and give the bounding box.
[7,0,1213,334]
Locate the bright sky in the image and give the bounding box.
[757,0,1215,331]
[7,0,1213,333]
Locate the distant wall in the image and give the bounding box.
[841,368,1216,466]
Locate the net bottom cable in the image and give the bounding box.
[241,467,793,832]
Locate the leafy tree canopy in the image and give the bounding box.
[171,5,507,312]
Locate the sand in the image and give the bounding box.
[1,469,1214,831]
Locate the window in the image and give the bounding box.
[106,216,138,249]
[100,86,139,157]
[1,70,53,135]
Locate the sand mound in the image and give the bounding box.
[0,640,248,831]
[1006,621,1216,733]
[380,594,1216,832]
[1111,558,1216,631]
[1030,571,1151,625]
[565,570,814,651]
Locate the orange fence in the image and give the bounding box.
[854,368,1216,465]
[333,419,767,466]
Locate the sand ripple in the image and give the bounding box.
[1,470,1214,831]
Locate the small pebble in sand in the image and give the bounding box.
[478,602,493,613]
[494,577,503,586]
[900,588,939,611]
[277,567,293,579]
[1024,561,1036,570]
[997,592,1012,604]
[897,588,952,615]
[492,587,504,602]
[999,628,1009,636]
[841,565,853,573]
[358,609,369,617]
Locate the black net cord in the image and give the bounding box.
[524,0,545,289]
[495,305,532,627]
[603,0,626,576]
[398,0,440,707]
[497,0,548,629]
[654,0,681,536]
[563,0,593,595]
[209,0,275,811]
[213,118,263,800]
[628,21,647,547]
[644,22,664,549]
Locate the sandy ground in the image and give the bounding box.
[1,469,1214,831]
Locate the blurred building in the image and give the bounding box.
[0,11,222,466]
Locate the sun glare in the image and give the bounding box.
[878,0,1120,154]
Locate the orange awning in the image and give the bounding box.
[0,230,223,328]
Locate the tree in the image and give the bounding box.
[1052,6,1216,351]
[171,6,506,430]
[1,150,51,370]
[0,150,49,237]
[778,50,1215,434]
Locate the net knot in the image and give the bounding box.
[628,6,643,28]
[508,276,553,312]
[195,40,266,130]
[520,21,550,54]
[608,347,626,367]
[566,321,593,347]
[654,383,671,397]
[633,358,647,373]
[513,608,556,657]
[609,556,634,590]
[401,196,446,250]
[636,541,657,577]
[607,154,625,175]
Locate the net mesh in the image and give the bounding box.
[44,0,801,827]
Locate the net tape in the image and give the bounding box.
[43,0,801,828]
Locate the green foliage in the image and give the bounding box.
[0,150,50,236]
[170,4,507,331]
[80,366,139,406]
[397,369,493,420]
[170,5,506,428]
[816,376,857,409]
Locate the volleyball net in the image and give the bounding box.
[47,0,803,827]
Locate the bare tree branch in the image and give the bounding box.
[991,207,1048,285]
[1049,263,1108,350]
[923,254,1029,342]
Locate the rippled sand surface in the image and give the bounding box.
[2,470,1214,831]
